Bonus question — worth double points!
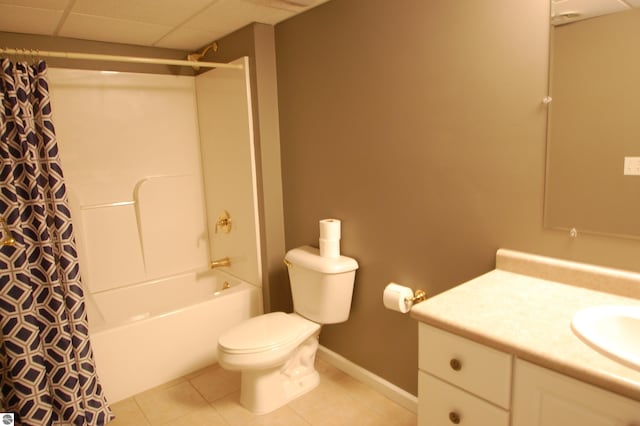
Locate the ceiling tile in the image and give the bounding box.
[246,0,327,13]
[0,0,69,10]
[0,4,62,35]
[184,0,293,32]
[59,13,172,46]
[71,0,216,27]
[0,0,328,50]
[154,28,222,50]
[552,0,630,18]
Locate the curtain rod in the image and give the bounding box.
[0,47,242,70]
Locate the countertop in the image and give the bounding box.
[410,249,640,402]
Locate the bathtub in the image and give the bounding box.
[85,269,262,403]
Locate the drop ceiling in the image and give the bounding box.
[551,0,640,25]
[0,0,329,51]
[3,0,638,50]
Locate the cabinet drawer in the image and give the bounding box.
[419,323,512,408]
[419,371,509,426]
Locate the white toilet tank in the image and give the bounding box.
[284,246,358,324]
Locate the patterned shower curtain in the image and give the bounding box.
[0,59,113,425]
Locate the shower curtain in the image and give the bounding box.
[0,59,112,425]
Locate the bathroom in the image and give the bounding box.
[1,0,639,424]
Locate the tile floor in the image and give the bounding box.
[107,358,417,425]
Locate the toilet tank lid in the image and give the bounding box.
[285,246,358,274]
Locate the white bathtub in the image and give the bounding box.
[85,270,262,403]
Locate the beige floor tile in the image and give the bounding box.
[314,358,349,381]
[287,374,359,423]
[182,363,221,381]
[134,381,209,425]
[107,398,151,426]
[298,388,388,426]
[212,391,310,426]
[157,406,228,426]
[334,375,417,425]
[189,363,241,402]
[288,366,417,426]
[106,359,417,426]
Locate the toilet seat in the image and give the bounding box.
[218,312,320,368]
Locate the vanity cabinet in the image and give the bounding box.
[418,323,511,426]
[512,359,640,426]
[413,249,640,426]
[419,324,640,426]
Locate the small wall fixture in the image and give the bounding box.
[215,210,232,234]
[409,289,428,304]
[383,283,428,314]
[187,42,218,70]
[210,257,231,269]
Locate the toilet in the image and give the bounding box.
[217,245,358,414]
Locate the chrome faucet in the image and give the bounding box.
[210,257,231,269]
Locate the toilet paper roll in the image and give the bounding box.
[383,283,414,314]
[319,238,340,258]
[319,219,341,240]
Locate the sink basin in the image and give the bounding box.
[571,305,640,372]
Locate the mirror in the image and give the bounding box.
[544,0,640,239]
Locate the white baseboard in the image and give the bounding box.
[317,345,418,414]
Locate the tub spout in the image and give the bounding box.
[210,257,231,269]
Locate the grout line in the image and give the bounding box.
[54,0,76,36]
[131,397,153,426]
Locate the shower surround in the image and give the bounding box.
[46,58,263,402]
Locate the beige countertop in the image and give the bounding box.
[410,249,640,402]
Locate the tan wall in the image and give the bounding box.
[274,0,640,395]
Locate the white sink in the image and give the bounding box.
[571,305,640,372]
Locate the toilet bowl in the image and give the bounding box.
[216,246,358,414]
[218,312,320,369]
[218,312,321,414]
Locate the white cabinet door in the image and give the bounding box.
[512,359,640,426]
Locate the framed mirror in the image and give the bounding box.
[544,0,640,239]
